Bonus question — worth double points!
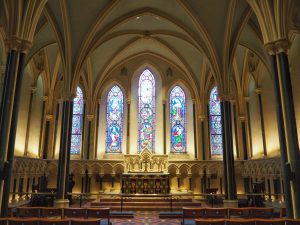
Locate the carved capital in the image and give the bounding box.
[265,39,290,55]
[5,37,32,53]
[199,114,206,121]
[62,92,75,101]
[31,86,37,94]
[239,115,245,121]
[87,114,94,121]
[255,88,262,94]
[42,96,48,101]
[219,94,232,102]
[45,114,53,121]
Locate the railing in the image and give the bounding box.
[9,192,285,212]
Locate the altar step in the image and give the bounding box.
[90,198,202,211]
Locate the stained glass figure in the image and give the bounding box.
[209,86,223,156]
[138,69,155,153]
[106,85,124,153]
[71,86,84,155]
[170,86,186,153]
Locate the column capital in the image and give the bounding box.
[199,115,206,121]
[62,92,75,101]
[192,99,196,104]
[42,96,48,101]
[239,115,246,121]
[87,114,94,121]
[255,88,262,94]
[219,94,233,102]
[126,98,131,104]
[244,96,250,102]
[31,86,37,94]
[5,36,32,53]
[265,39,290,55]
[45,114,53,121]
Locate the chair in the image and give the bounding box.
[16,207,40,218]
[39,218,70,225]
[285,219,300,225]
[279,208,286,218]
[226,219,256,225]
[205,208,228,218]
[195,219,225,225]
[255,219,285,225]
[228,208,250,219]
[8,218,39,225]
[63,208,86,218]
[71,219,101,225]
[182,207,206,225]
[0,218,7,225]
[249,208,274,218]
[86,208,110,225]
[40,207,63,218]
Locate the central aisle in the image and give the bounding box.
[111,211,181,225]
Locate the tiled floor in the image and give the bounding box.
[111,211,181,225]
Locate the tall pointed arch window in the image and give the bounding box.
[170,86,186,153]
[70,86,84,155]
[138,69,155,153]
[106,85,124,153]
[209,86,223,156]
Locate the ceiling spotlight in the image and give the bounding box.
[136,16,140,19]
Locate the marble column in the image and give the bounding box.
[265,40,300,218]
[220,97,237,202]
[55,94,73,208]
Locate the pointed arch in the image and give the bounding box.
[70,86,84,155]
[138,68,156,153]
[209,86,223,157]
[169,85,186,153]
[105,85,124,153]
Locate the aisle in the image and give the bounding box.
[111,211,181,225]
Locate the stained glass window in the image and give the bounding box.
[138,69,155,153]
[70,86,84,155]
[106,85,124,153]
[170,86,186,153]
[209,86,223,156]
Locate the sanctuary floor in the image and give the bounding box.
[111,211,181,225]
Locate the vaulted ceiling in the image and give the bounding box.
[2,0,299,103]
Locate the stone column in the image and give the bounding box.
[220,96,237,207]
[38,96,48,158]
[239,116,248,160]
[126,99,131,155]
[95,100,100,158]
[42,114,53,159]
[265,40,300,218]
[188,173,192,192]
[256,88,267,156]
[86,115,94,160]
[0,39,31,217]
[245,97,253,158]
[24,86,37,156]
[54,93,73,208]
[192,100,198,158]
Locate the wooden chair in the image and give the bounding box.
[16,207,40,218]
[86,208,110,225]
[255,219,286,225]
[285,219,300,225]
[226,219,256,225]
[40,207,63,218]
[195,219,225,225]
[0,218,7,225]
[63,208,86,218]
[249,208,274,218]
[71,219,101,225]
[228,208,250,219]
[279,208,286,218]
[182,207,206,225]
[8,218,39,225]
[39,218,70,225]
[205,208,228,218]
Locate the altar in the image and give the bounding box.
[121,172,170,194]
[121,149,170,194]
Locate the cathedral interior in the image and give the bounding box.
[1,0,300,222]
